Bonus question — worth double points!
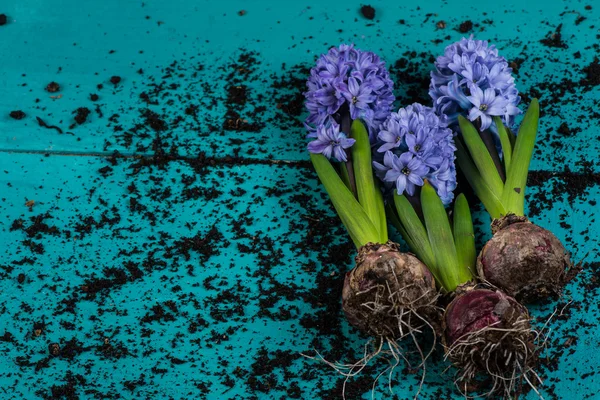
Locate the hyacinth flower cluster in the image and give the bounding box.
[372,103,457,206]
[429,35,521,134]
[305,44,395,162]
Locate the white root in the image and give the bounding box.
[444,316,550,399]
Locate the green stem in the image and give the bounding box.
[458,116,504,197]
[310,153,380,248]
[340,115,357,198]
[455,140,506,219]
[391,194,437,275]
[480,129,505,182]
[453,194,476,282]
[501,99,540,216]
[339,162,354,196]
[421,181,462,292]
[350,120,387,243]
[386,203,419,252]
[495,117,513,177]
[374,185,388,242]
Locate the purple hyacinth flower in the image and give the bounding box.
[460,62,487,87]
[377,118,403,153]
[307,122,355,161]
[389,152,428,196]
[341,77,376,120]
[304,44,395,145]
[374,151,428,196]
[352,52,377,80]
[466,85,509,131]
[429,35,522,136]
[373,102,457,204]
[405,128,432,158]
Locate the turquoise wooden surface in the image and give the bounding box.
[1,1,599,399]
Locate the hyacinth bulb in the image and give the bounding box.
[477,216,573,303]
[443,286,536,396]
[444,287,530,347]
[341,242,439,338]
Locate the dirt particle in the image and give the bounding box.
[17,273,25,284]
[110,76,122,85]
[459,20,473,33]
[73,107,91,125]
[540,23,568,48]
[46,82,60,93]
[0,14,7,26]
[582,58,600,86]
[90,93,99,101]
[557,122,581,136]
[360,5,375,20]
[36,116,63,134]
[238,10,246,16]
[25,199,35,210]
[509,58,525,74]
[48,343,61,356]
[9,110,26,120]
[436,20,446,29]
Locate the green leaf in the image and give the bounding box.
[453,194,476,282]
[494,117,512,177]
[374,185,388,242]
[338,161,355,197]
[386,204,418,252]
[350,120,387,243]
[501,99,540,216]
[506,126,517,148]
[458,116,504,197]
[392,194,437,277]
[310,153,380,248]
[421,181,462,292]
[455,140,506,219]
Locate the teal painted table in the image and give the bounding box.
[1,1,598,399]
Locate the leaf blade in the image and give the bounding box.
[501,99,540,216]
[421,181,462,292]
[494,116,512,177]
[339,161,354,196]
[350,120,387,243]
[455,140,506,219]
[453,193,476,282]
[310,153,380,248]
[458,116,504,197]
[392,194,437,277]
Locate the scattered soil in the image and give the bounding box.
[46,82,60,93]
[458,20,473,33]
[1,6,598,400]
[360,5,375,20]
[110,76,122,85]
[10,110,26,120]
[73,107,91,125]
[540,23,568,48]
[0,14,7,26]
[35,117,63,134]
[582,58,600,86]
